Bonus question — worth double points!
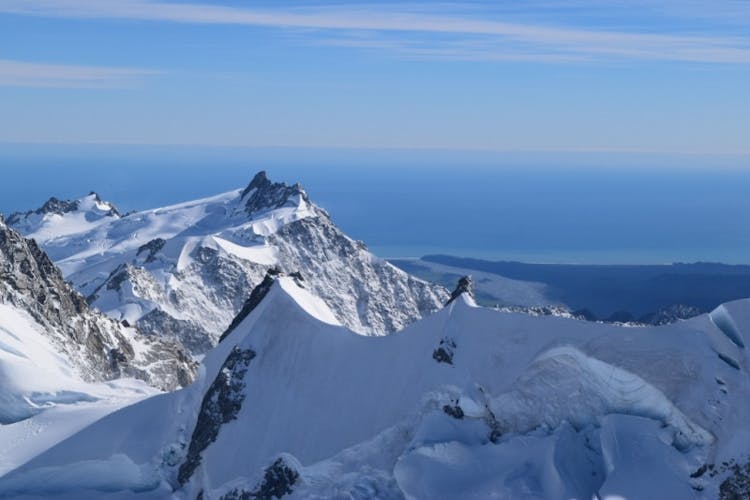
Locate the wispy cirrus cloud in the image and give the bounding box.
[2,0,750,64]
[0,59,158,88]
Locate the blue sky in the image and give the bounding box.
[1,1,749,155]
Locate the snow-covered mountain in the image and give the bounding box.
[3,273,748,499]
[6,192,121,242]
[8,172,448,354]
[0,215,194,391]
[0,216,196,474]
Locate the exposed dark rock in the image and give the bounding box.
[432,337,456,365]
[443,402,464,420]
[178,347,256,485]
[0,221,195,390]
[220,457,300,500]
[485,410,502,443]
[109,348,128,365]
[446,275,473,306]
[104,264,130,292]
[241,171,308,216]
[288,271,305,288]
[136,238,167,263]
[720,460,750,499]
[37,197,79,216]
[268,214,448,334]
[89,192,122,217]
[691,464,708,478]
[7,193,122,226]
[252,458,299,500]
[139,309,214,354]
[219,270,281,343]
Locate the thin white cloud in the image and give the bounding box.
[2,0,750,64]
[0,59,158,88]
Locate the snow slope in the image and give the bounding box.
[3,275,748,499]
[0,216,195,475]
[0,302,159,476]
[9,172,448,353]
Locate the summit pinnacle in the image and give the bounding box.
[446,275,474,306]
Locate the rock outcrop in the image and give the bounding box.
[446,275,474,305]
[0,217,194,389]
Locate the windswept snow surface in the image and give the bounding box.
[3,277,749,498]
[0,303,157,476]
[9,173,448,352]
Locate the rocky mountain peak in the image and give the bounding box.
[242,170,271,196]
[85,191,122,217]
[446,275,474,306]
[240,171,309,216]
[39,196,79,216]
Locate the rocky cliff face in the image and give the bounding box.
[0,215,194,390]
[9,172,449,354]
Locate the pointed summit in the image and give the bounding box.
[240,170,309,216]
[241,171,272,198]
[446,275,474,306]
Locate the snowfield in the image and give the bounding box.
[0,303,158,476]
[1,275,748,499]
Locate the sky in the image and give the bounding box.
[1,0,749,155]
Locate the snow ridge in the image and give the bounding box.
[4,277,748,498]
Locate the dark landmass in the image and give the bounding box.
[391,255,750,321]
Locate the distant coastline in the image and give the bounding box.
[392,255,750,321]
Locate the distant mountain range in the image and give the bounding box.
[393,255,750,323]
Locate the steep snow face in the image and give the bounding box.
[5,276,749,499]
[0,217,194,390]
[9,171,448,353]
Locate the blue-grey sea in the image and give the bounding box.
[1,144,748,264]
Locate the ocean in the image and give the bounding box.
[1,143,748,264]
